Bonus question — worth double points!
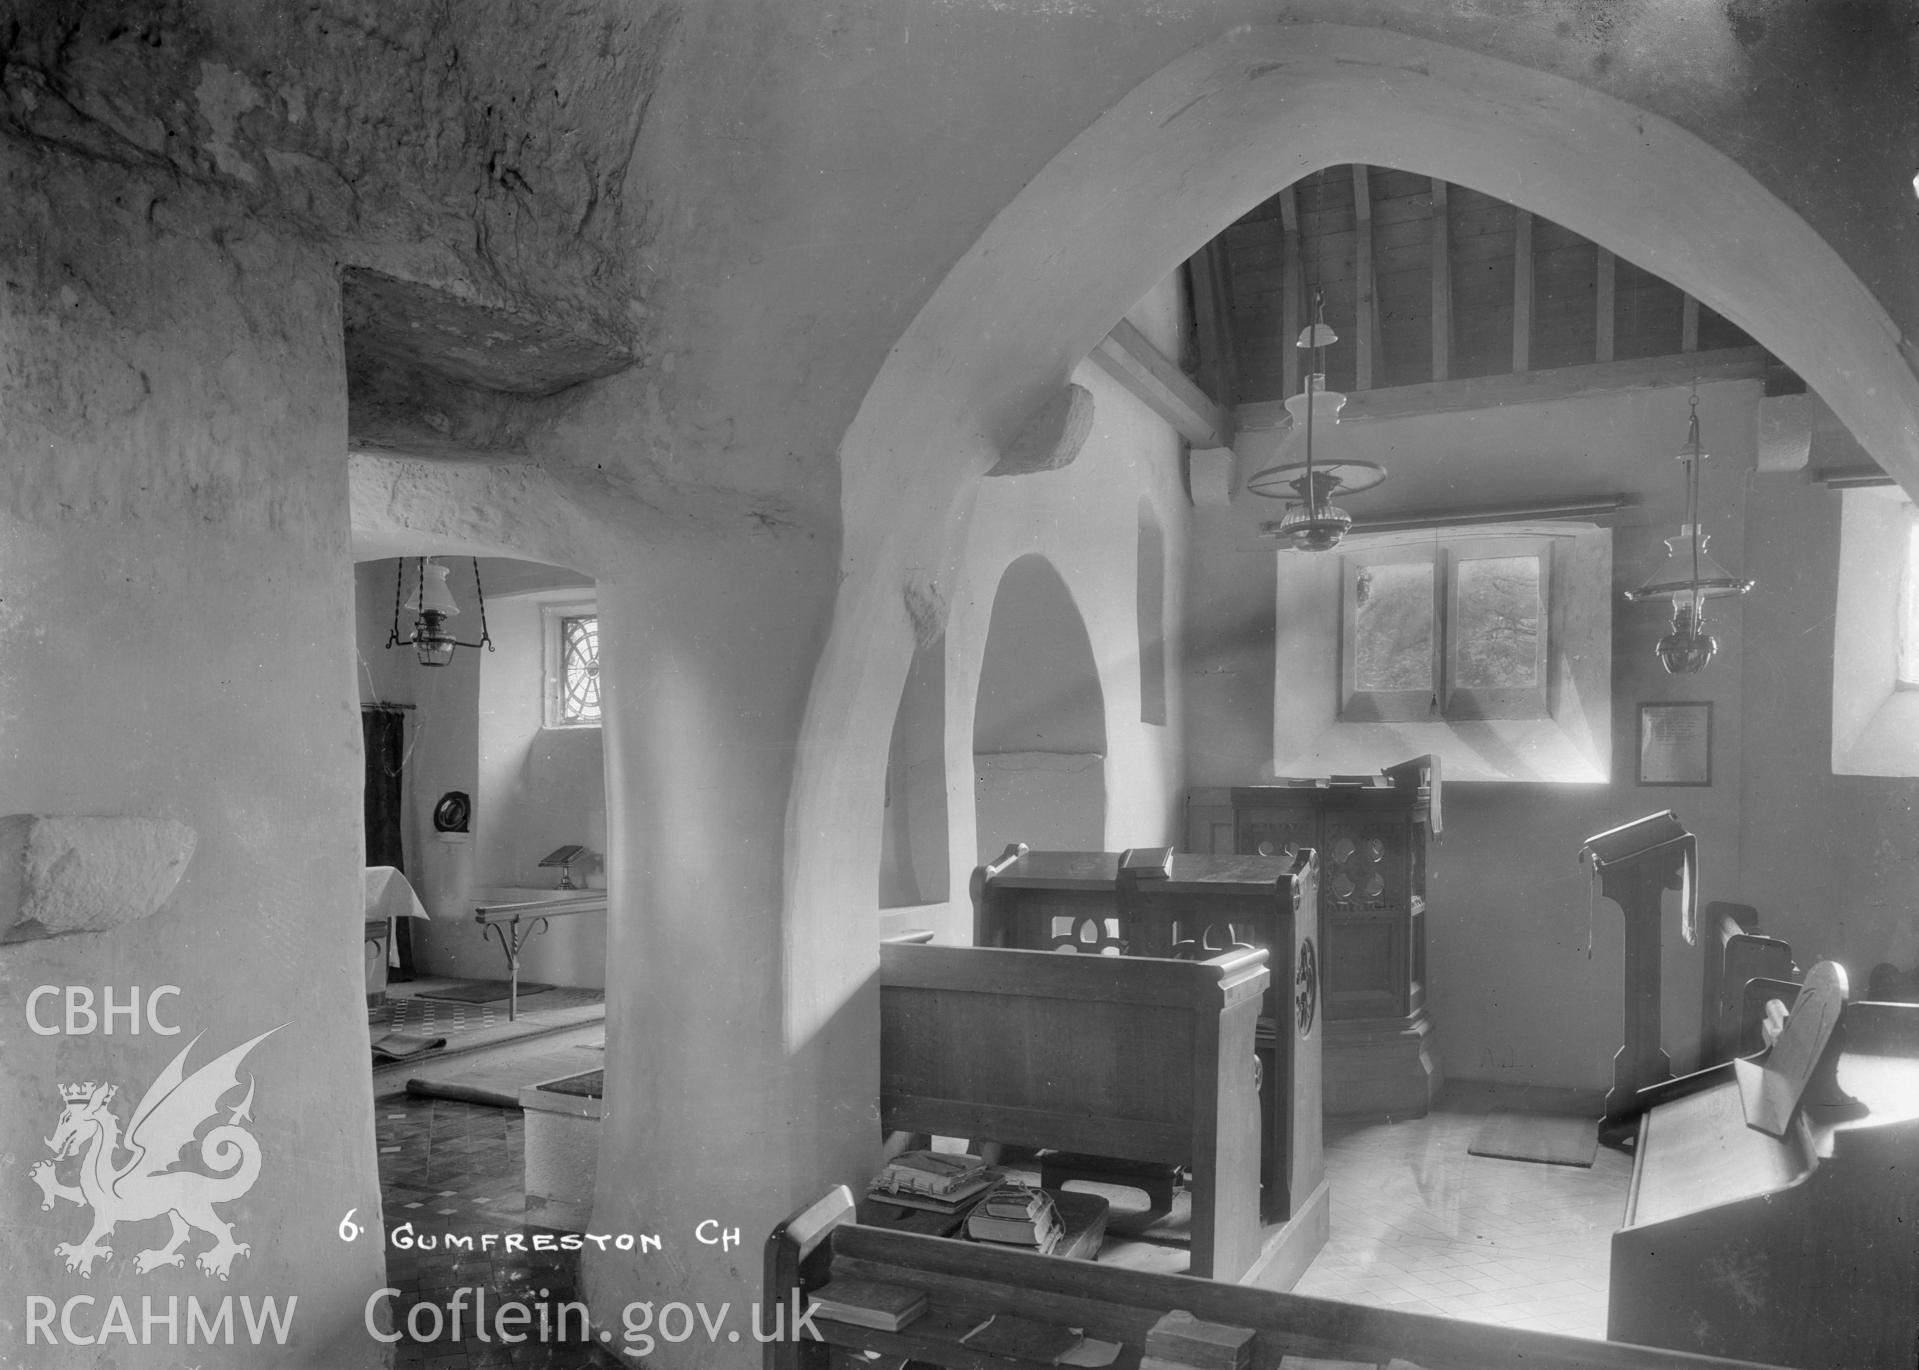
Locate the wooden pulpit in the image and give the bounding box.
[1580,810,1696,1127]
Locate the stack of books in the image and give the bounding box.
[964,1182,1064,1255]
[1139,1309,1257,1370]
[806,1279,927,1332]
[866,1150,995,1213]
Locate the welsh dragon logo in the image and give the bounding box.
[29,1026,282,1280]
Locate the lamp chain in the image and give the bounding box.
[468,556,491,652]
[385,558,406,649]
[1303,287,1323,499]
[1687,383,1703,625]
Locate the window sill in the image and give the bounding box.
[1277,717,1608,784]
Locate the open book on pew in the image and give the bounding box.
[1609,958,1919,1365]
[1729,958,1854,1135]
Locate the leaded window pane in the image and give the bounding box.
[560,616,601,723]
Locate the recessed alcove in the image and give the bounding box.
[973,554,1108,862]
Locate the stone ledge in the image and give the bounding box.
[0,815,196,945]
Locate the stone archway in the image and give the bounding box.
[972,553,1109,864]
[782,20,1919,1054]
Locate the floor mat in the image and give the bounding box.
[413,978,553,1004]
[403,1026,608,1108]
[371,1031,448,1063]
[1468,1110,1599,1168]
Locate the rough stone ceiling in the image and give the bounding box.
[1,0,676,450]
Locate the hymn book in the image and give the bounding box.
[805,1279,927,1332]
[867,1149,995,1211]
[1142,1309,1257,1370]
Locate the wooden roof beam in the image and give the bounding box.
[1430,178,1452,383]
[1090,318,1233,449]
[1512,208,1533,374]
[1353,165,1377,391]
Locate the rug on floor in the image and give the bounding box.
[1468,1109,1598,1167]
[371,1031,447,1063]
[402,1028,609,1108]
[413,978,553,1004]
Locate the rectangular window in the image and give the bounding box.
[542,603,601,728]
[1341,536,1550,723]
[1343,550,1438,720]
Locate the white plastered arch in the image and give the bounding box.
[783,21,1919,1042]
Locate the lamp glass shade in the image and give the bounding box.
[1625,527,1753,604]
[1272,376,1347,466]
[406,561,461,617]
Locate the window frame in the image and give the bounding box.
[1896,510,1919,692]
[540,600,602,730]
[1444,536,1552,720]
[1339,543,1440,723]
[1339,534,1552,724]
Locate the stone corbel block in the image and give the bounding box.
[987,384,1095,476]
[1757,391,1813,473]
[0,815,197,945]
[1189,446,1237,507]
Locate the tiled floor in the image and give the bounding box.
[371,981,606,1096]
[374,1096,626,1367]
[1290,1100,1630,1337]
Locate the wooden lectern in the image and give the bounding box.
[1580,810,1696,1128]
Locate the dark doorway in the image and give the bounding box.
[363,704,413,977]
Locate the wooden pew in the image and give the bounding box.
[879,941,1266,1282]
[1610,963,1919,1368]
[970,844,1324,1281]
[765,1185,1785,1370]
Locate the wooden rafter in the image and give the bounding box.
[1430,179,1451,383]
[1280,186,1302,397]
[1186,242,1240,406]
[1090,318,1232,449]
[1353,165,1376,391]
[1233,345,1768,430]
[1512,208,1533,374]
[1595,247,1615,364]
